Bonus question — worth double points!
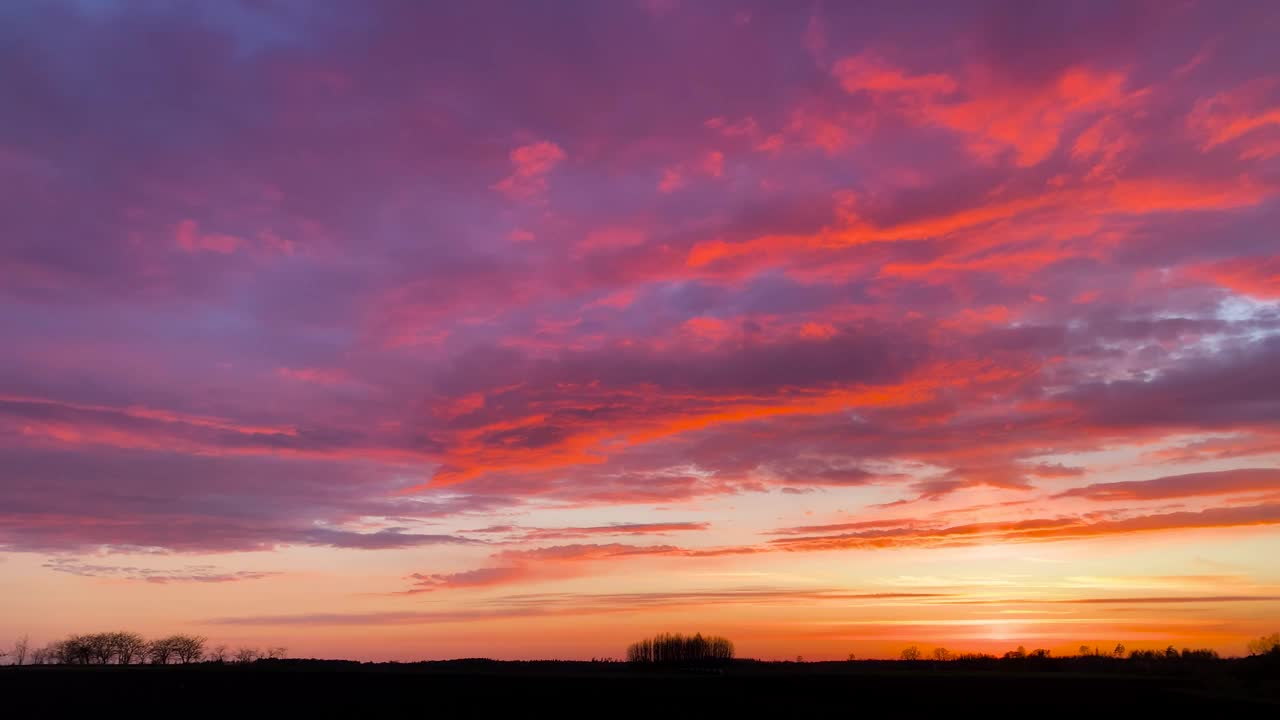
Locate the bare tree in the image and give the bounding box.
[49,638,69,664]
[148,637,177,665]
[56,635,93,665]
[13,635,28,666]
[1079,645,1091,657]
[208,644,228,663]
[900,646,921,661]
[932,647,951,661]
[172,635,207,664]
[142,634,204,664]
[30,646,50,665]
[234,647,259,663]
[87,633,116,665]
[112,632,148,665]
[1113,643,1125,658]
[265,646,288,660]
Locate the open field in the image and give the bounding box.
[4,658,1277,714]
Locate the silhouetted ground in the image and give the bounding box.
[4,658,1278,714]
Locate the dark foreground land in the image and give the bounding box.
[4,658,1278,715]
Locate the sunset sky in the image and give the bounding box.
[2,0,1280,661]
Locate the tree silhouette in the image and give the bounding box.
[625,633,734,664]
[173,635,207,664]
[900,646,921,661]
[12,635,28,666]
[54,635,93,664]
[147,637,176,665]
[1002,645,1027,660]
[1247,632,1280,656]
[112,632,148,665]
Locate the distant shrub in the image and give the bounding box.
[955,652,996,661]
[625,633,734,665]
[1247,632,1280,656]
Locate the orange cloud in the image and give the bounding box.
[1195,256,1280,298]
[835,54,1130,166]
[681,171,1269,284]
[420,356,1026,491]
[770,502,1280,552]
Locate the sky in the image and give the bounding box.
[1,0,1279,661]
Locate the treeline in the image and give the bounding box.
[626,633,734,664]
[9,632,285,666]
[899,644,1222,664]
[893,634,1280,667]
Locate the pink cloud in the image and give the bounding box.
[276,367,349,385]
[1054,469,1280,501]
[657,150,724,192]
[175,219,243,254]
[492,140,565,199]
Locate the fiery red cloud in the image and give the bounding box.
[2,1,1279,661]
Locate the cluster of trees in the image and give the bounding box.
[626,633,735,664]
[7,633,286,666]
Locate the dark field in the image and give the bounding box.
[4,658,1278,714]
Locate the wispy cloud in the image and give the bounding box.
[43,558,280,584]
